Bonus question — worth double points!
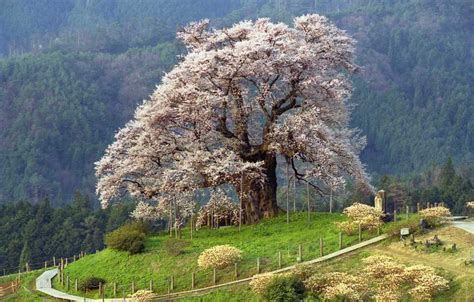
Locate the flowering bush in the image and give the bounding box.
[405,265,449,301]
[129,289,157,302]
[363,256,449,301]
[249,273,275,294]
[419,206,451,226]
[337,203,384,234]
[197,245,242,269]
[304,272,368,301]
[262,274,305,301]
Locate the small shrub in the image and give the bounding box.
[105,222,147,254]
[304,272,368,301]
[336,203,383,235]
[164,239,190,256]
[262,274,305,302]
[197,245,242,269]
[419,206,451,227]
[466,201,474,210]
[79,277,106,291]
[250,273,275,294]
[386,214,420,237]
[129,289,157,302]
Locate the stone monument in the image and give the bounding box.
[374,190,385,212]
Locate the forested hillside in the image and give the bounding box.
[0,0,472,205]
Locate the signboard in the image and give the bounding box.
[400,228,410,236]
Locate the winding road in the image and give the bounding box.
[451,221,474,234]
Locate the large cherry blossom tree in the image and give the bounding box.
[96,14,372,223]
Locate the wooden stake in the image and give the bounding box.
[278,251,282,268]
[339,232,343,249]
[257,257,260,273]
[319,238,324,257]
[298,244,302,262]
[191,272,195,289]
[213,268,216,285]
[113,282,116,297]
[234,263,238,278]
[358,223,362,242]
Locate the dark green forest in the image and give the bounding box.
[0,0,473,273]
[0,0,472,206]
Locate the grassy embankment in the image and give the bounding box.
[183,225,474,301]
[57,212,380,298]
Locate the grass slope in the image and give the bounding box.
[58,212,376,298]
[185,225,474,301]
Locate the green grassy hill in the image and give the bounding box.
[56,213,373,298]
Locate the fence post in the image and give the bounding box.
[416,202,420,212]
[66,275,69,290]
[319,238,324,256]
[149,279,153,291]
[75,278,78,291]
[191,271,195,289]
[298,244,302,262]
[44,261,47,269]
[113,282,116,297]
[406,205,409,219]
[278,251,282,268]
[256,257,260,274]
[234,263,238,279]
[213,268,217,285]
[65,257,68,268]
[358,223,362,242]
[339,232,343,249]
[131,280,135,293]
[53,256,56,267]
[393,210,397,222]
[99,282,102,295]
[73,255,76,262]
[102,284,105,302]
[170,276,174,291]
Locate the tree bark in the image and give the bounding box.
[239,153,280,224]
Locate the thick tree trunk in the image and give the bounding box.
[239,153,280,224]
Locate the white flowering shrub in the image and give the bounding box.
[197,245,242,269]
[304,272,368,301]
[466,201,474,210]
[129,289,156,302]
[419,206,451,226]
[337,203,383,234]
[363,256,449,301]
[249,273,275,294]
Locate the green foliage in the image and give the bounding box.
[79,276,106,291]
[385,214,421,237]
[105,222,147,254]
[0,194,134,273]
[262,275,305,302]
[164,239,190,256]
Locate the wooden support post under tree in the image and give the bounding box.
[339,232,343,249]
[286,161,290,224]
[306,181,310,224]
[319,238,324,257]
[239,171,243,231]
[191,271,195,289]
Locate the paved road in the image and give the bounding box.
[451,221,474,234]
[36,268,130,301]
